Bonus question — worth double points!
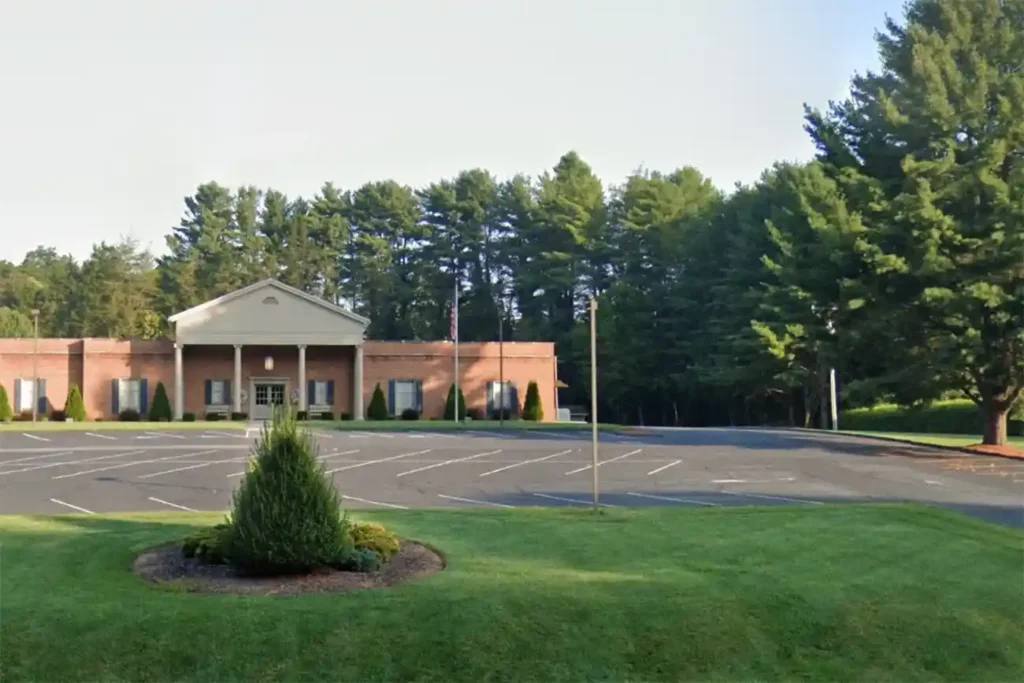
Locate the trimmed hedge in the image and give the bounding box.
[443,384,467,421]
[842,399,1024,436]
[64,384,86,422]
[0,385,11,422]
[149,382,172,421]
[522,381,543,421]
[367,383,389,420]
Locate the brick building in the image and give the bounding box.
[0,279,558,421]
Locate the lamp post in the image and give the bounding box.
[498,300,505,427]
[30,309,39,422]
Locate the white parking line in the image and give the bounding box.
[626,491,720,506]
[146,432,185,439]
[324,449,431,475]
[712,479,747,483]
[0,450,146,476]
[138,457,242,479]
[396,450,502,478]
[438,494,514,508]
[205,431,250,439]
[342,495,408,509]
[318,449,360,461]
[86,432,117,441]
[51,450,217,480]
[148,496,198,512]
[0,450,74,466]
[467,430,504,438]
[565,449,642,475]
[719,490,826,505]
[50,498,94,514]
[647,460,681,476]
[532,492,621,508]
[22,433,49,442]
[479,449,573,477]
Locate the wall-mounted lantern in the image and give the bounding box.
[264,356,274,371]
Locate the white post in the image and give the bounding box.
[298,344,307,412]
[829,367,839,431]
[590,297,599,511]
[174,343,184,420]
[353,344,364,420]
[453,281,460,423]
[233,345,242,414]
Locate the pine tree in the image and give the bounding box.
[64,384,86,422]
[0,385,11,422]
[149,382,172,421]
[804,0,1024,444]
[522,381,543,421]
[367,383,389,420]
[443,383,467,420]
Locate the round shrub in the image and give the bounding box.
[118,408,141,422]
[182,524,232,564]
[350,521,401,562]
[0,385,11,422]
[400,407,420,421]
[227,412,351,576]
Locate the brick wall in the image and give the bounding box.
[0,338,557,420]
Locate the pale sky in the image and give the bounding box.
[0,0,902,263]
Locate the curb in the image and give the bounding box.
[787,428,1024,462]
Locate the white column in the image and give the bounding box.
[298,344,307,412]
[233,345,242,414]
[353,344,364,420]
[173,343,184,420]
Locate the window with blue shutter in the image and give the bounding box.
[509,384,520,416]
[307,380,315,407]
[415,381,423,412]
[387,380,396,417]
[111,379,120,415]
[326,380,334,406]
[139,379,149,415]
[204,380,212,405]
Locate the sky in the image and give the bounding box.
[0,0,904,263]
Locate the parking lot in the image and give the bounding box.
[1,427,1021,527]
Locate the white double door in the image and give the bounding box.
[251,380,287,420]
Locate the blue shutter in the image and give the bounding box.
[510,384,520,416]
[387,380,396,417]
[36,378,47,415]
[415,381,423,412]
[307,380,315,407]
[204,380,212,405]
[486,382,495,416]
[111,379,120,415]
[139,379,149,415]
[13,379,21,415]
[326,380,335,406]
[224,380,231,406]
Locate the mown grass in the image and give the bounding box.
[842,399,1024,437]
[1,506,1022,682]
[845,430,1024,450]
[0,420,247,432]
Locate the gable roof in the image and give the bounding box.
[168,279,370,326]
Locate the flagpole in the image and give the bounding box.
[453,279,460,424]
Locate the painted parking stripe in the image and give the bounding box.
[396,450,502,478]
[22,433,49,442]
[148,496,198,512]
[318,449,361,461]
[342,495,408,510]
[52,450,217,480]
[647,460,681,476]
[50,498,95,514]
[86,432,117,441]
[532,492,621,508]
[438,494,514,508]
[565,449,642,475]
[0,450,74,466]
[205,431,250,439]
[146,432,185,439]
[479,449,573,477]
[325,449,433,475]
[718,490,826,505]
[138,457,243,479]
[0,450,146,476]
[626,491,720,507]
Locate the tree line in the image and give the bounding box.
[0,0,1020,443]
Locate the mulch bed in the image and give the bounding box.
[133,541,445,596]
[962,444,1024,459]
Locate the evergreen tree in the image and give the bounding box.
[367,383,389,420]
[443,383,467,420]
[64,384,86,422]
[149,382,172,421]
[0,385,11,422]
[522,381,543,422]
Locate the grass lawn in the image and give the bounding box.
[845,430,1024,450]
[2,507,1022,682]
[0,420,247,432]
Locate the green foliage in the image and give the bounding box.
[336,547,382,573]
[367,383,389,420]
[149,382,172,421]
[63,385,86,422]
[0,385,11,422]
[118,409,141,422]
[182,412,196,422]
[227,412,351,576]
[521,381,543,421]
[0,307,34,337]
[842,400,982,435]
[182,524,232,565]
[349,522,401,562]
[400,408,419,421]
[443,384,467,420]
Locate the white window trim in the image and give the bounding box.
[16,378,35,413]
[310,380,332,409]
[119,379,142,413]
[206,379,231,408]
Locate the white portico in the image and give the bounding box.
[167,279,369,421]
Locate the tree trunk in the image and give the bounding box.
[982,402,1009,446]
[672,401,680,427]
